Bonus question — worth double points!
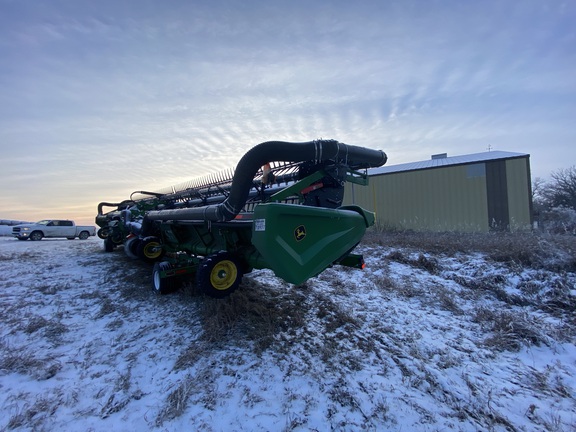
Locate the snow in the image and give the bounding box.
[0,235,574,431]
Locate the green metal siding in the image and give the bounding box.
[345,164,489,232]
[344,155,532,232]
[505,158,533,231]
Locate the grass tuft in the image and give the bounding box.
[472,307,551,351]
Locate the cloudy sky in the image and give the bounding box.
[1,0,574,225]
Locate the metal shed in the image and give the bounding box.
[343,151,533,232]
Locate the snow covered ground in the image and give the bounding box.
[0,232,575,431]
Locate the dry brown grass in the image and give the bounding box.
[385,250,440,274]
[362,229,576,348]
[0,339,61,380]
[363,229,576,272]
[472,307,553,351]
[196,276,307,353]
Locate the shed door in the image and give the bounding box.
[486,160,509,231]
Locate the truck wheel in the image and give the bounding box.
[152,262,178,295]
[137,236,164,263]
[78,231,90,240]
[196,251,243,298]
[30,231,43,241]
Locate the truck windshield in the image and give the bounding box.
[36,220,50,225]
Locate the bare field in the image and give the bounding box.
[0,233,575,431]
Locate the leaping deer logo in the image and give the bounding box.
[294,225,306,242]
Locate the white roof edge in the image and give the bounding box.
[370,150,529,176]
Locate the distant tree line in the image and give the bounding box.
[533,166,576,234]
[0,220,31,226]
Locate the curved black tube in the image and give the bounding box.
[146,139,387,222]
[97,200,135,217]
[130,190,165,200]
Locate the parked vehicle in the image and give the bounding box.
[12,220,96,241]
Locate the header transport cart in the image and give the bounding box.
[95,140,387,298]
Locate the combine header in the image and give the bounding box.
[96,140,387,298]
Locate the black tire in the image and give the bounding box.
[137,236,164,263]
[97,228,110,239]
[124,237,140,259]
[152,262,179,295]
[30,231,43,241]
[78,231,90,240]
[110,231,124,245]
[104,237,115,252]
[196,251,243,298]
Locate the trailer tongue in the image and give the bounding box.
[96,140,387,298]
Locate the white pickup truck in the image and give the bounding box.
[12,220,96,241]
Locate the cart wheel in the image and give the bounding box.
[110,231,124,245]
[137,236,164,263]
[152,262,178,295]
[197,251,243,298]
[124,236,140,259]
[97,228,110,239]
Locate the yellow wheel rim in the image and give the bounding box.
[210,260,238,290]
[144,242,162,259]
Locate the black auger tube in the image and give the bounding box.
[145,140,387,222]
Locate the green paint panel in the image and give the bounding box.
[506,158,533,230]
[252,203,370,284]
[346,165,489,232]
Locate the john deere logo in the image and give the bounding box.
[294,225,306,241]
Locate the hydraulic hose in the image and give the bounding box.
[145,139,387,222]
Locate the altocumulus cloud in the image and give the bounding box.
[0,0,574,224]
